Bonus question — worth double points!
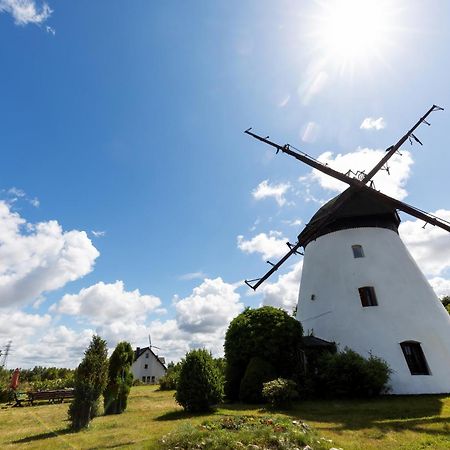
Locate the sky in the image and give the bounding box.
[2,0,450,368]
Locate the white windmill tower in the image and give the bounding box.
[244,105,450,394]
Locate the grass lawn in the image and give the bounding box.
[0,386,449,449]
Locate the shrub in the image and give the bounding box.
[175,349,223,412]
[239,357,276,403]
[224,306,303,401]
[159,362,182,390]
[262,378,299,409]
[316,348,391,398]
[159,415,330,450]
[104,341,135,415]
[68,335,109,430]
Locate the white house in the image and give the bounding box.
[131,346,167,384]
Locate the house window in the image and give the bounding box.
[142,376,145,382]
[358,286,378,307]
[151,376,155,383]
[400,341,430,375]
[352,245,364,258]
[145,353,149,358]
[144,364,148,369]
[146,376,151,382]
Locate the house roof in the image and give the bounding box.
[134,346,167,370]
[301,335,336,348]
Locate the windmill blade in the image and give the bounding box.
[359,185,450,233]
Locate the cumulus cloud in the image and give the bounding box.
[252,180,291,206]
[237,231,288,260]
[400,209,450,277]
[360,117,386,130]
[428,277,450,298]
[0,0,52,25]
[259,261,303,311]
[306,148,413,200]
[176,277,242,334]
[54,280,161,340]
[0,201,99,308]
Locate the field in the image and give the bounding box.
[1,386,450,449]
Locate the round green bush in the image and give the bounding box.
[175,349,224,412]
[239,356,276,403]
[224,306,303,401]
[316,348,391,398]
[262,378,299,409]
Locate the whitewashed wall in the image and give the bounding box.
[296,227,450,394]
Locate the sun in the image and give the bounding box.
[311,0,397,72]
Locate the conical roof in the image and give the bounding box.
[299,189,400,246]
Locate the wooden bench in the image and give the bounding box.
[14,389,75,406]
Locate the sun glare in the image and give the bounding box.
[312,0,396,72]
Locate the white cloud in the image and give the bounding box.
[237,230,288,260]
[307,148,413,200]
[360,117,386,130]
[0,201,99,308]
[0,0,52,25]
[91,230,106,238]
[400,209,450,277]
[175,277,243,334]
[428,277,450,298]
[252,180,291,206]
[178,271,207,281]
[259,261,303,311]
[55,280,161,326]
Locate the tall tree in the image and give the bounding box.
[104,341,135,415]
[68,335,108,430]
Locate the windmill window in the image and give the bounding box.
[145,353,149,358]
[352,245,364,258]
[400,341,430,375]
[144,364,148,369]
[358,286,378,307]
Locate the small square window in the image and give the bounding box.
[400,341,430,375]
[145,353,149,358]
[352,245,364,258]
[358,286,378,307]
[144,364,148,369]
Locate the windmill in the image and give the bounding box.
[244,105,450,394]
[148,333,161,352]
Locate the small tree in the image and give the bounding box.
[175,349,223,412]
[239,356,276,403]
[159,362,182,390]
[262,378,299,409]
[224,306,303,401]
[68,335,108,430]
[104,341,134,415]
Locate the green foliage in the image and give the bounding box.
[159,362,182,390]
[442,296,450,314]
[68,335,109,430]
[175,349,224,412]
[262,378,299,409]
[224,306,303,401]
[239,357,276,403]
[315,348,391,398]
[0,367,9,403]
[159,415,329,450]
[104,341,135,415]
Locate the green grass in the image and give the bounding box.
[0,386,449,449]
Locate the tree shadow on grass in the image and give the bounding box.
[13,428,72,444]
[155,409,218,421]
[279,395,448,437]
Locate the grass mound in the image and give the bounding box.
[159,415,336,450]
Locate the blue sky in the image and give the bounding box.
[2,0,450,367]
